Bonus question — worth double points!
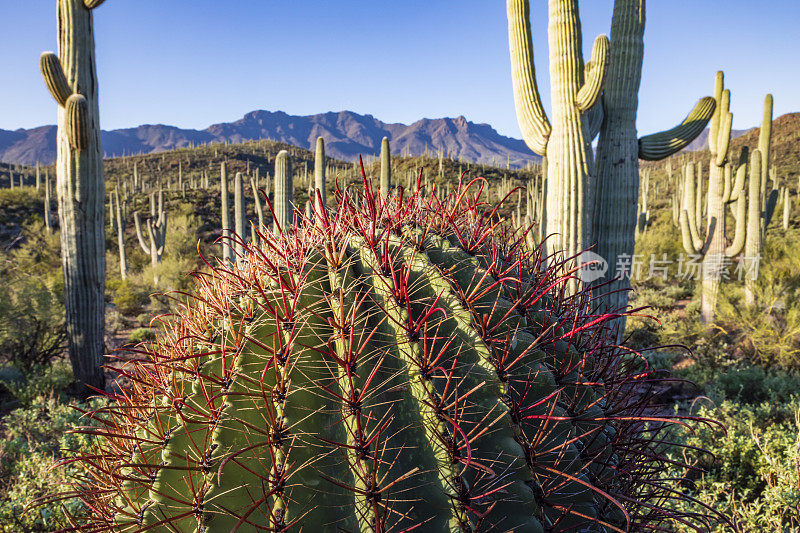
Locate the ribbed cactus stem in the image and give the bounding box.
[380,136,391,198]
[220,162,232,265]
[676,72,743,323]
[113,189,126,280]
[273,150,293,233]
[745,150,762,306]
[507,0,610,265]
[44,174,52,233]
[234,172,247,262]
[759,94,773,201]
[783,188,791,231]
[38,0,107,394]
[314,136,327,215]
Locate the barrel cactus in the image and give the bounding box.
[64,172,712,531]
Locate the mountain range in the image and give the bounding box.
[0,110,539,168]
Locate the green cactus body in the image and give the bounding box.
[273,150,293,233]
[65,174,714,532]
[39,0,108,393]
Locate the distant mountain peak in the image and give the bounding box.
[0,109,538,168]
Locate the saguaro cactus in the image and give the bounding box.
[507,0,610,261]
[234,172,247,261]
[509,0,714,317]
[39,0,108,394]
[220,162,233,265]
[679,73,746,323]
[314,136,327,215]
[134,190,167,286]
[742,95,778,306]
[44,175,53,233]
[112,189,127,280]
[380,136,391,198]
[273,150,293,233]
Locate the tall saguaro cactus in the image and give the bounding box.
[679,72,747,323]
[39,0,108,394]
[507,0,610,261]
[314,136,327,215]
[508,0,714,315]
[590,0,715,321]
[273,150,293,233]
[380,136,391,198]
[112,189,127,280]
[220,162,232,266]
[234,172,247,261]
[134,190,167,286]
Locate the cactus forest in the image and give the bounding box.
[1,0,799,531]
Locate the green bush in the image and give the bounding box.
[667,397,800,531]
[0,394,95,532]
[0,225,65,373]
[128,327,155,344]
[112,279,149,316]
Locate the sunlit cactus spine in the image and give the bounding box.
[380,136,391,198]
[60,171,717,532]
[39,0,109,394]
[273,149,293,233]
[134,190,167,286]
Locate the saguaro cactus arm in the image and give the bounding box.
[575,35,610,112]
[133,211,151,255]
[40,52,71,106]
[380,136,391,198]
[638,97,717,160]
[65,94,90,151]
[506,0,551,155]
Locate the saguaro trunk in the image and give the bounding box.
[40,0,108,395]
[507,0,609,264]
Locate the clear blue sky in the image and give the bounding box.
[1,1,797,139]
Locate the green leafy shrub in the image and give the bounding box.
[0,394,95,532]
[0,225,65,373]
[112,279,149,316]
[127,327,155,344]
[668,397,800,531]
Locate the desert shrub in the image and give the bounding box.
[667,397,800,531]
[112,278,149,316]
[0,225,65,373]
[0,362,74,408]
[0,394,95,532]
[128,327,155,344]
